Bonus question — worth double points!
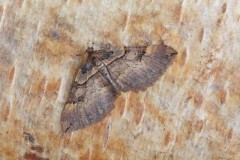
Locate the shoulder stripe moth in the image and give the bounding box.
[61,44,177,133]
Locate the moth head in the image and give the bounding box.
[86,47,94,55]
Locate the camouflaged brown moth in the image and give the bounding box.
[61,43,177,133]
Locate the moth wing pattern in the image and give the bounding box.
[61,44,178,133]
[76,65,99,84]
[76,48,124,85]
[101,48,125,65]
[108,44,177,92]
[61,72,117,133]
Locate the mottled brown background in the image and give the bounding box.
[0,0,240,160]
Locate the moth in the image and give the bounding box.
[61,43,177,133]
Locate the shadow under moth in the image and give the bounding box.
[61,43,177,133]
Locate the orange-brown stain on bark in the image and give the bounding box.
[114,95,126,117]
[89,144,107,160]
[28,74,46,104]
[107,138,128,159]
[187,90,204,108]
[35,29,80,58]
[229,76,240,98]
[194,92,204,108]
[204,115,230,140]
[35,77,46,98]
[164,131,172,146]
[216,18,223,26]
[44,131,63,151]
[204,101,220,115]
[145,100,166,124]
[23,152,48,160]
[81,149,90,160]
[183,120,194,140]
[179,48,187,67]
[176,133,183,145]
[8,67,15,82]
[172,3,182,22]
[30,145,44,153]
[0,5,3,18]
[16,0,24,8]
[217,88,227,104]
[127,93,144,125]
[34,11,81,63]
[45,78,61,100]
[222,3,227,14]
[227,128,233,139]
[0,97,10,121]
[199,28,205,43]
[194,120,204,133]
[119,13,128,31]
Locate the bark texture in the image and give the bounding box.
[0,0,240,159]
